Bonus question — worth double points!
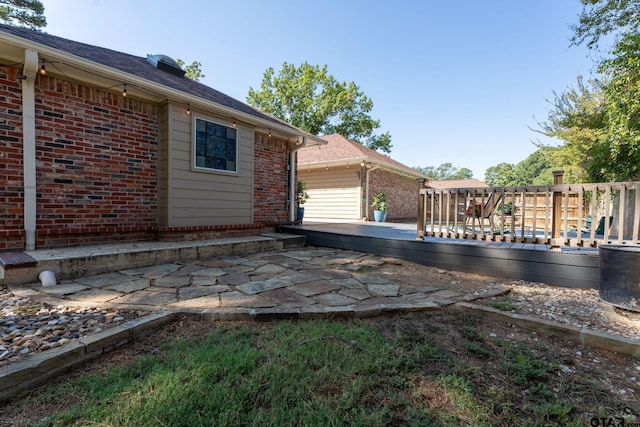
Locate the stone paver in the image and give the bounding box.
[263,288,315,306]
[279,273,318,285]
[219,291,274,308]
[330,278,363,289]
[254,264,287,274]
[313,293,357,307]
[74,272,130,288]
[66,288,122,303]
[37,283,90,296]
[153,276,191,288]
[191,277,218,286]
[105,278,150,294]
[110,290,177,307]
[216,273,250,286]
[178,286,219,300]
[236,278,291,295]
[17,246,511,326]
[166,295,220,310]
[120,264,181,278]
[190,267,226,277]
[171,264,207,276]
[287,280,341,297]
[367,283,400,297]
[339,288,371,301]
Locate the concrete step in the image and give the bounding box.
[0,232,306,286]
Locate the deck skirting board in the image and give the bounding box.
[282,228,599,289]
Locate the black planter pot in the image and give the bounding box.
[599,245,640,312]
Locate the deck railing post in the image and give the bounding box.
[416,178,426,240]
[551,170,564,246]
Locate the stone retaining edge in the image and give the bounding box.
[0,312,176,402]
[457,302,640,358]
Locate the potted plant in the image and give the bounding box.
[296,181,309,221]
[371,191,387,222]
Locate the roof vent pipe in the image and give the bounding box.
[146,54,186,77]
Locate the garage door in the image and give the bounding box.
[298,168,361,220]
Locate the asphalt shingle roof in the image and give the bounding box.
[298,134,425,178]
[0,23,299,132]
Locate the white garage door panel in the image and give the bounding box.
[299,169,361,220]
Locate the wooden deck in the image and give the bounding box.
[280,221,600,289]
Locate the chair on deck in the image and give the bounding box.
[463,192,502,232]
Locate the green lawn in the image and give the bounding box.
[5,311,638,426]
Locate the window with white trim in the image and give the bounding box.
[194,117,237,172]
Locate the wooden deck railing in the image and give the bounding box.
[417,176,640,247]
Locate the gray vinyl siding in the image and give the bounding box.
[299,168,361,220]
[164,104,254,226]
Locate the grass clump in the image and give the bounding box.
[488,298,515,311]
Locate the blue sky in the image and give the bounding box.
[40,0,597,180]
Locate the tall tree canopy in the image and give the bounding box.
[484,162,517,187]
[413,163,473,181]
[484,147,561,187]
[176,59,205,81]
[0,0,46,29]
[247,62,392,153]
[536,0,640,181]
[571,0,640,49]
[535,77,609,182]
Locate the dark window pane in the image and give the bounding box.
[193,118,237,172]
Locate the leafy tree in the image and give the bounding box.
[484,162,517,187]
[485,147,569,186]
[0,0,46,29]
[176,59,205,81]
[597,33,640,180]
[558,0,640,181]
[413,162,473,181]
[247,61,392,153]
[512,147,561,185]
[571,0,640,50]
[536,76,610,182]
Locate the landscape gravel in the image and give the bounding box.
[479,280,640,341]
[0,287,144,367]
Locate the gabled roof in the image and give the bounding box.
[298,134,427,178]
[0,23,324,145]
[426,179,488,189]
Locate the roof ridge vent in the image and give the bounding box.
[146,54,186,77]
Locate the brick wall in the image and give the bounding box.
[0,67,160,249]
[0,66,24,248]
[0,67,290,250]
[35,73,159,236]
[368,169,419,221]
[253,133,290,224]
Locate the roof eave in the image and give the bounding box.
[299,155,427,179]
[0,30,322,143]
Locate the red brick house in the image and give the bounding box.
[0,24,324,250]
[297,134,427,222]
